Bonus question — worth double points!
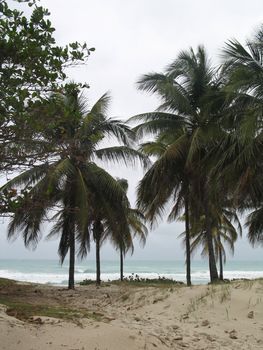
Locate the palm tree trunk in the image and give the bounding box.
[67,181,77,290]
[185,191,191,286]
[68,225,75,289]
[94,220,102,286]
[96,236,101,286]
[204,186,219,283]
[218,234,224,280]
[205,212,219,282]
[219,248,223,281]
[120,245,124,281]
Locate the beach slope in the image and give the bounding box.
[0,279,262,349]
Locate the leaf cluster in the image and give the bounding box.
[0,0,94,171]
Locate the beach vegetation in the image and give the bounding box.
[0,297,103,323]
[80,275,184,288]
[219,284,231,303]
[0,277,16,287]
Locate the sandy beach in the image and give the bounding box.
[0,279,262,350]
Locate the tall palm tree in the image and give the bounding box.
[1,86,147,289]
[136,136,192,285]
[131,46,225,283]
[218,27,263,248]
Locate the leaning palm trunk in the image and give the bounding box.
[185,191,191,286]
[120,245,124,281]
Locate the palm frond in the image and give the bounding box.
[0,163,49,192]
[95,146,150,169]
[246,207,263,246]
[89,92,111,116]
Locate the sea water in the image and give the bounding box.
[0,259,263,285]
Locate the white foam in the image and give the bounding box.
[0,269,70,284]
[1,269,263,285]
[221,270,263,280]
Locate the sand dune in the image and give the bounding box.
[0,279,263,349]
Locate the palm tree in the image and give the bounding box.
[1,85,147,289]
[118,181,148,281]
[190,205,241,280]
[82,183,133,286]
[132,46,225,283]
[85,178,147,285]
[136,136,192,285]
[218,27,263,248]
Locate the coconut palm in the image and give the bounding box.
[190,205,241,280]
[75,177,129,286]
[136,136,192,285]
[105,178,148,281]
[1,86,147,289]
[84,178,147,285]
[132,46,226,283]
[218,27,263,248]
[80,181,133,286]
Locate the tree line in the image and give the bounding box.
[0,0,263,288]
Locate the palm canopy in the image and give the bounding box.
[189,201,241,259]
[137,136,186,225]
[132,46,227,226]
[217,26,263,177]
[222,26,263,100]
[36,87,149,167]
[1,86,147,288]
[132,46,225,172]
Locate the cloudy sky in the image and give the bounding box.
[1,0,263,261]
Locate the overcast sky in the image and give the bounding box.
[1,0,263,261]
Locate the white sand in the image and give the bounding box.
[1,280,263,349]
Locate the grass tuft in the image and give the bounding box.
[0,297,103,323]
[0,278,16,287]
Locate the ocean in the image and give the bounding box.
[0,259,263,285]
